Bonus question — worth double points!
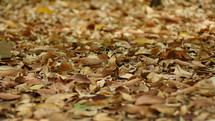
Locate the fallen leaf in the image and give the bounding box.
[174,65,192,78]
[94,113,115,121]
[37,89,57,96]
[147,72,163,82]
[120,92,134,102]
[71,74,91,84]
[35,7,54,14]
[54,61,74,72]
[0,93,21,100]
[74,102,91,111]
[16,103,35,117]
[151,104,176,115]
[34,103,60,119]
[45,93,76,107]
[132,38,155,45]
[170,86,197,96]
[81,56,102,66]
[0,66,19,77]
[30,84,45,90]
[123,77,141,86]
[135,95,164,105]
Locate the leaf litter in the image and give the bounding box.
[0,0,215,121]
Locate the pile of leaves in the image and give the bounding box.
[0,0,215,120]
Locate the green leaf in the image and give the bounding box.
[30,84,44,90]
[74,102,91,111]
[111,22,118,25]
[211,59,215,63]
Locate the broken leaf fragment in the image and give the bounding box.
[0,39,12,59]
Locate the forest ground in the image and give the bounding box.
[0,0,215,121]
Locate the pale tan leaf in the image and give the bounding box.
[174,65,192,78]
[135,95,164,105]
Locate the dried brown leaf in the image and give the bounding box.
[170,86,197,96]
[71,74,91,84]
[135,95,164,105]
[0,93,21,100]
[0,66,19,77]
[34,103,60,119]
[54,61,74,72]
[94,113,115,121]
[150,104,176,115]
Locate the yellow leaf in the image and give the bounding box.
[35,7,53,14]
[30,84,44,90]
[7,23,17,27]
[180,32,189,37]
[132,38,155,44]
[94,24,106,31]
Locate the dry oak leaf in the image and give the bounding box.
[0,93,21,100]
[0,66,19,77]
[135,95,164,105]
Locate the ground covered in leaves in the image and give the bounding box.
[0,0,215,121]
